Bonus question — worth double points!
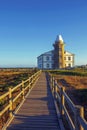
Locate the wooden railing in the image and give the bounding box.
[49,74,87,130]
[0,70,42,129]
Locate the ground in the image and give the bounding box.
[0,68,38,94]
[54,74,87,120]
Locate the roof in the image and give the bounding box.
[37,50,53,58]
[56,35,64,42]
[64,51,75,55]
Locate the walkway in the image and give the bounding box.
[7,72,61,130]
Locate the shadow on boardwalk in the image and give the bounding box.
[7,72,60,130]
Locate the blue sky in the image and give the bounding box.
[0,0,87,67]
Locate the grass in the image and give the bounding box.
[48,68,87,120]
[0,68,39,129]
[0,68,38,93]
[48,68,87,76]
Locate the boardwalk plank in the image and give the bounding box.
[7,72,61,130]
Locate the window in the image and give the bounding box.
[68,57,71,60]
[47,64,49,68]
[52,64,54,68]
[68,63,71,67]
[46,56,49,60]
[52,56,54,60]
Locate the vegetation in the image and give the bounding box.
[0,68,39,129]
[48,68,87,120]
[48,68,87,76]
[0,68,38,93]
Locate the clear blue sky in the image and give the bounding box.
[0,0,87,67]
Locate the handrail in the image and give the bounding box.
[0,92,9,100]
[12,83,22,92]
[49,74,87,130]
[0,70,42,129]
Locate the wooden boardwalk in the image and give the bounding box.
[7,72,61,130]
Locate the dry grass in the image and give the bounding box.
[0,68,38,129]
[0,68,38,94]
[55,75,87,89]
[54,74,87,121]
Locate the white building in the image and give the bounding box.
[64,51,74,68]
[37,50,54,69]
[37,35,75,69]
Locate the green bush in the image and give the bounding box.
[48,69,87,76]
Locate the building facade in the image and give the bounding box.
[37,51,54,69]
[37,35,75,69]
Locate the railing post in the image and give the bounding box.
[31,75,33,86]
[79,107,84,130]
[9,88,13,118]
[75,106,84,130]
[22,80,25,100]
[60,87,65,115]
[52,77,55,93]
[33,74,35,82]
[54,80,57,99]
[32,75,34,84]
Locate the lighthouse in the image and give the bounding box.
[37,35,74,69]
[53,35,65,69]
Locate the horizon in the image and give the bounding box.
[0,0,87,67]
